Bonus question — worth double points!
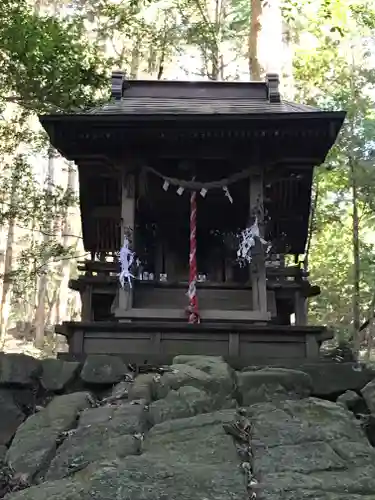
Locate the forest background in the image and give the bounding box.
[1,0,375,357]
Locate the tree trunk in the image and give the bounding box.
[0,173,17,346]
[46,286,59,327]
[364,322,375,363]
[57,163,77,323]
[0,230,6,328]
[209,52,220,80]
[248,0,262,80]
[34,145,55,349]
[248,0,283,80]
[281,18,294,98]
[363,290,375,363]
[26,198,39,323]
[0,222,15,347]
[130,35,141,79]
[349,156,361,357]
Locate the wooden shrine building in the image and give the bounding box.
[39,73,345,362]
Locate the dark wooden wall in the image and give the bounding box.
[134,286,277,316]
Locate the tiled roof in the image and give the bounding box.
[84,97,319,116]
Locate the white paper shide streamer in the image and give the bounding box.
[119,237,135,288]
[237,217,267,265]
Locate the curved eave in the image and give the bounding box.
[39,110,346,168]
[39,110,346,125]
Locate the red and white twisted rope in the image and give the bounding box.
[187,190,200,324]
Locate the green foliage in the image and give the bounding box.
[12,240,77,300]
[0,0,117,330]
[0,0,111,111]
[0,153,80,298]
[292,0,375,341]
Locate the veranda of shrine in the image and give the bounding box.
[39,72,345,363]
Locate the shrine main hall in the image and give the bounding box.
[39,72,345,362]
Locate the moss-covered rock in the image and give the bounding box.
[41,359,81,392]
[155,356,235,408]
[148,386,235,426]
[361,378,375,413]
[80,356,127,385]
[0,354,41,387]
[237,367,312,405]
[46,401,147,481]
[6,392,92,480]
[250,398,375,499]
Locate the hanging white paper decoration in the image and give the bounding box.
[157,174,239,203]
[237,217,267,265]
[119,236,135,288]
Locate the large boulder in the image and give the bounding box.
[292,362,375,396]
[154,356,235,407]
[6,410,245,500]
[8,455,245,500]
[6,392,92,480]
[84,454,244,500]
[361,378,375,413]
[173,355,234,395]
[250,398,375,499]
[336,390,363,411]
[5,397,375,500]
[46,401,147,481]
[145,409,239,465]
[40,359,81,392]
[128,357,235,407]
[0,389,25,445]
[80,355,127,385]
[0,354,41,387]
[148,386,234,426]
[237,367,312,405]
[242,361,375,397]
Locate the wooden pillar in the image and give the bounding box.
[294,291,307,325]
[249,168,268,316]
[118,170,135,311]
[81,286,92,321]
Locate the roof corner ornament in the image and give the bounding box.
[112,71,125,101]
[266,73,281,103]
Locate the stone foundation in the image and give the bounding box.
[0,353,375,499]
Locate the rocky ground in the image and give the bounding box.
[0,352,375,499]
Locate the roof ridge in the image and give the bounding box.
[79,97,337,116]
[121,95,268,100]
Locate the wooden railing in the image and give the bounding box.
[77,260,308,283]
